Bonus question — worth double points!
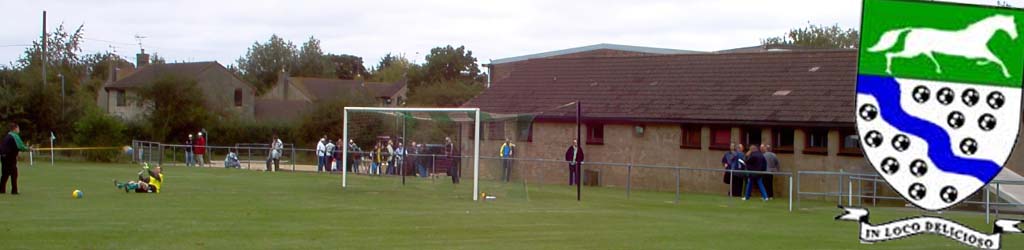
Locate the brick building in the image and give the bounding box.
[464,48,1024,197]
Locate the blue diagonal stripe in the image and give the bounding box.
[857,75,1000,183]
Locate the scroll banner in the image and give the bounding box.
[836,206,1022,249]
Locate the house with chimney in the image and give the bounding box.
[100,50,257,120]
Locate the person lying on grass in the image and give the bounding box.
[114,163,164,193]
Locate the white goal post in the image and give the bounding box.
[342,107,482,201]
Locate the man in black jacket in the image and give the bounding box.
[565,140,584,186]
[743,144,769,201]
[1,123,30,194]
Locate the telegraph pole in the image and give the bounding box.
[42,11,47,86]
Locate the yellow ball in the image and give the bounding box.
[72,190,83,199]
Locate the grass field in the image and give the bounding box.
[0,161,1020,249]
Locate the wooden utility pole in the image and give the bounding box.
[42,11,47,86]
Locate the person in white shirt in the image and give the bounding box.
[325,139,336,171]
[266,135,283,171]
[316,137,327,173]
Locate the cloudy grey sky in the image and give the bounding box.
[0,0,1019,69]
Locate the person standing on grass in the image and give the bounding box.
[184,134,195,167]
[564,139,584,186]
[371,141,383,175]
[316,137,327,173]
[412,142,427,177]
[762,144,780,200]
[1,123,30,194]
[382,140,394,175]
[499,139,515,183]
[722,143,746,197]
[348,140,361,173]
[325,139,336,171]
[266,134,283,172]
[195,131,207,167]
[744,144,769,201]
[394,141,406,175]
[444,137,460,183]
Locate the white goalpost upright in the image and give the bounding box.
[342,107,482,201]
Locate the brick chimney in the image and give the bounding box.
[136,49,150,67]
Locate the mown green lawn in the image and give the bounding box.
[0,161,1020,249]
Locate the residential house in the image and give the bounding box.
[102,60,257,120]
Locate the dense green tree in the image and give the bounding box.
[137,75,211,142]
[370,54,413,83]
[296,36,332,78]
[422,45,480,85]
[236,34,297,94]
[5,24,92,143]
[326,54,368,80]
[406,81,483,107]
[761,23,859,49]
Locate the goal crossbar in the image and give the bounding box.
[342,107,482,201]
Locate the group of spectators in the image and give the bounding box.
[306,136,462,183]
[721,143,781,201]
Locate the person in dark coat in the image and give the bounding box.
[722,143,745,197]
[1,123,30,194]
[184,134,195,167]
[564,139,584,186]
[744,144,769,201]
[444,137,460,184]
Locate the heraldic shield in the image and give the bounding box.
[856,0,1024,211]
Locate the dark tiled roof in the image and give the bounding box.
[254,99,310,121]
[491,43,705,64]
[463,50,859,126]
[105,62,218,89]
[288,77,405,101]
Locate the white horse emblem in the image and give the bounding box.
[868,14,1018,78]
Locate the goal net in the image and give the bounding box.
[342,107,486,200]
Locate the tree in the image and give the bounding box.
[8,23,92,143]
[150,53,166,64]
[370,54,413,83]
[761,23,859,49]
[137,75,211,142]
[236,34,297,94]
[295,36,332,78]
[406,81,483,107]
[326,54,368,80]
[422,45,481,85]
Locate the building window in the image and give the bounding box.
[805,128,829,155]
[234,88,243,107]
[516,119,533,142]
[116,90,126,107]
[487,122,505,141]
[742,127,763,147]
[772,128,794,153]
[710,127,731,150]
[586,123,604,145]
[840,129,862,156]
[680,125,701,149]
